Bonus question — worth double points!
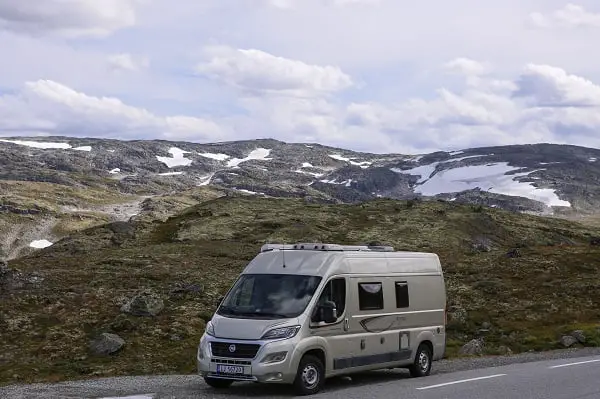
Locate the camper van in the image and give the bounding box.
[197,243,446,395]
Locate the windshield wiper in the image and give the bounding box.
[250,311,290,318]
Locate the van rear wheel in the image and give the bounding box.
[293,354,325,395]
[409,343,432,377]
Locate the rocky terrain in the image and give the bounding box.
[1,195,600,386]
[2,136,600,259]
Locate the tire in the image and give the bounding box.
[293,354,325,396]
[204,376,234,389]
[409,343,432,378]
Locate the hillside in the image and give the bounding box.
[2,136,600,260]
[1,196,600,386]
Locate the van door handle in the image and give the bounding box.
[343,318,349,331]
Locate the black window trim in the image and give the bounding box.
[358,281,384,311]
[395,280,410,309]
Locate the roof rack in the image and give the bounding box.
[260,242,395,253]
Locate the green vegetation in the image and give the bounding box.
[1,196,600,386]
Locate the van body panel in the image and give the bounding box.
[197,243,447,390]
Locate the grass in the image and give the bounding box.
[1,196,599,386]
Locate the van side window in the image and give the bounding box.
[312,278,346,323]
[395,281,409,308]
[358,282,384,310]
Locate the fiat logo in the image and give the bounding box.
[228,344,236,353]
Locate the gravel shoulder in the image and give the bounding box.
[2,347,600,399]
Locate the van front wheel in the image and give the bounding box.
[293,354,325,395]
[409,343,432,377]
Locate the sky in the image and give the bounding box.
[1,0,600,154]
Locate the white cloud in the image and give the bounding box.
[107,53,149,72]
[0,0,144,38]
[196,46,353,97]
[0,80,226,141]
[530,3,600,29]
[514,64,600,107]
[444,58,491,76]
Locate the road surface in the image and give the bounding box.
[1,354,599,398]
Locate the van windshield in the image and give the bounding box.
[217,274,322,319]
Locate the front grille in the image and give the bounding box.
[211,358,251,365]
[210,342,261,359]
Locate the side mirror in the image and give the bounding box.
[319,301,337,324]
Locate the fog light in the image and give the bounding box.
[260,351,288,364]
[264,372,284,381]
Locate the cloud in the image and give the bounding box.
[0,0,143,38]
[529,3,600,29]
[107,53,150,72]
[444,58,491,77]
[196,46,353,97]
[0,80,226,141]
[514,64,600,107]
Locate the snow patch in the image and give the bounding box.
[295,169,325,178]
[197,173,214,186]
[301,162,314,168]
[393,162,570,207]
[590,157,597,162]
[226,148,272,167]
[158,171,184,176]
[328,154,372,168]
[319,178,354,187]
[0,139,71,149]
[109,168,121,174]
[74,146,92,152]
[107,149,116,153]
[199,152,230,161]
[156,147,192,168]
[29,239,53,249]
[449,150,464,156]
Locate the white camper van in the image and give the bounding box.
[197,243,446,395]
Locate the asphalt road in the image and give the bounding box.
[1,355,599,399]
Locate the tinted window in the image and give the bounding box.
[395,281,409,308]
[358,282,384,310]
[218,274,322,319]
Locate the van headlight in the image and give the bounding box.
[261,351,288,364]
[261,325,301,340]
[205,320,215,337]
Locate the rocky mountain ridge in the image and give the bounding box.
[1,136,600,259]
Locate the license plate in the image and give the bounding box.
[216,364,245,374]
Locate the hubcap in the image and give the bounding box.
[302,364,319,388]
[419,351,430,371]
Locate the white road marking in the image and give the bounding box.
[549,359,600,369]
[416,374,507,390]
[98,395,154,399]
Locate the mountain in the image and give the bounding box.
[1,136,600,259]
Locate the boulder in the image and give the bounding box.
[560,335,578,347]
[121,289,164,317]
[89,333,125,355]
[459,338,484,356]
[570,330,586,344]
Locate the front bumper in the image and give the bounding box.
[197,334,298,384]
